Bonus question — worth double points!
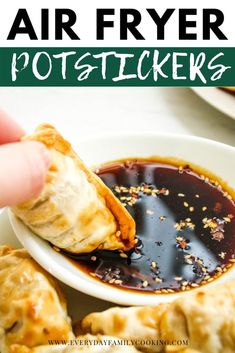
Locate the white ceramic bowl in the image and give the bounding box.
[9,132,235,306]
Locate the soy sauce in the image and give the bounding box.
[66,160,235,293]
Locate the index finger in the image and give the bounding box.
[0,109,25,144]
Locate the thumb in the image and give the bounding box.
[0,141,51,207]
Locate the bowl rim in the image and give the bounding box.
[75,130,235,151]
[8,131,235,306]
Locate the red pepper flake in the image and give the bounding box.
[213,202,222,214]
[124,160,136,169]
[202,217,227,242]
[176,236,189,250]
[212,231,224,242]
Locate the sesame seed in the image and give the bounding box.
[207,278,214,283]
[109,279,115,284]
[91,256,97,261]
[191,283,199,287]
[178,193,185,197]
[142,281,148,288]
[120,253,128,259]
[160,215,166,221]
[184,202,189,207]
[151,261,157,268]
[218,252,226,259]
[155,277,162,283]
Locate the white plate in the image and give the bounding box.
[8,132,235,306]
[192,87,235,120]
[0,210,113,321]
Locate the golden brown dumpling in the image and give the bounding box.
[161,281,235,353]
[12,124,135,254]
[0,246,74,353]
[81,281,235,353]
[81,306,168,353]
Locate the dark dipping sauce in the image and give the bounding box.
[65,159,235,294]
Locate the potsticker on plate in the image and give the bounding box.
[12,124,136,254]
[0,246,140,353]
[0,246,74,352]
[81,280,235,353]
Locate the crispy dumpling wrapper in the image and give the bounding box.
[81,280,235,353]
[12,124,136,253]
[0,246,139,353]
[0,246,74,353]
[80,306,167,353]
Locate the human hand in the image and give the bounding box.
[0,110,51,207]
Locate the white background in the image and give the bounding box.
[0,87,234,147]
[0,0,234,47]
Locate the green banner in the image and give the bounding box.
[0,47,234,86]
